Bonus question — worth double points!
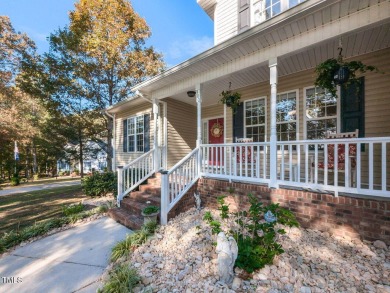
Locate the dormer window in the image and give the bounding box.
[240,0,306,30]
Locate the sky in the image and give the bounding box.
[0,0,214,68]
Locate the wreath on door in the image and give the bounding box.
[210,122,223,138]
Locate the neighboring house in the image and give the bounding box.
[57,141,107,174]
[106,0,390,242]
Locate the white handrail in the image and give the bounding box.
[117,149,155,206]
[160,148,200,224]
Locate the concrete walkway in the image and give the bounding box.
[0,217,131,293]
[0,180,81,196]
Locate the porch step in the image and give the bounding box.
[107,207,143,230]
[107,172,162,230]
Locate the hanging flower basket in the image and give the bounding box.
[220,90,241,113]
[314,53,378,97]
[333,66,350,85]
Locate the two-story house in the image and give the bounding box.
[106,0,390,243]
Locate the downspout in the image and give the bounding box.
[104,110,116,171]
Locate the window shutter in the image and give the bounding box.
[144,114,150,152]
[238,0,250,32]
[123,119,128,152]
[233,103,244,140]
[341,77,365,137]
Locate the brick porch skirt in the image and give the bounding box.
[168,178,390,245]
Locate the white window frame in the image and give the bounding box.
[127,114,144,153]
[303,86,340,140]
[244,96,267,142]
[276,89,299,141]
[251,0,306,26]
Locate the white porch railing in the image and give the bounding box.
[277,137,390,197]
[200,143,270,184]
[117,149,155,206]
[160,148,200,224]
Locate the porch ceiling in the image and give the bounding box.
[132,0,389,107]
[167,22,390,108]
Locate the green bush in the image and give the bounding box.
[204,194,299,273]
[10,176,20,186]
[99,264,140,293]
[82,172,117,197]
[62,202,84,216]
[33,174,39,180]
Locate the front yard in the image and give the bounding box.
[0,185,87,235]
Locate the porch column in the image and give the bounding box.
[196,83,203,147]
[196,84,203,176]
[269,58,278,188]
[152,98,159,172]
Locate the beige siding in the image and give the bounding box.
[115,102,154,167]
[223,48,390,142]
[165,98,197,168]
[215,0,238,45]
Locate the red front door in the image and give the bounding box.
[208,118,224,166]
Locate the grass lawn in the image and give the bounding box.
[0,176,80,189]
[0,185,88,236]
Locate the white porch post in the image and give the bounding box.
[196,84,203,175]
[117,166,123,207]
[152,98,159,172]
[196,84,203,147]
[269,58,278,188]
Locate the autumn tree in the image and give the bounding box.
[67,0,164,170]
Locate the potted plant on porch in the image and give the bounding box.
[141,204,159,224]
[314,47,378,97]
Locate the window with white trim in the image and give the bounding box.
[277,90,297,141]
[245,98,266,142]
[305,87,338,140]
[128,115,144,152]
[252,0,306,25]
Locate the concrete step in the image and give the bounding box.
[107,207,143,230]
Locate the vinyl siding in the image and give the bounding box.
[215,0,238,45]
[115,102,154,167]
[165,98,197,168]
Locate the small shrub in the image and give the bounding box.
[33,174,39,180]
[62,202,84,216]
[143,220,158,234]
[111,235,133,262]
[204,194,299,274]
[10,174,20,186]
[82,172,117,197]
[110,222,158,262]
[99,264,140,293]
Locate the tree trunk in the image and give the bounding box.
[33,144,37,174]
[107,123,113,172]
[79,129,84,178]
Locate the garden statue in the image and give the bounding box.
[216,232,238,285]
[194,192,201,212]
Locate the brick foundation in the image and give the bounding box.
[174,178,390,244]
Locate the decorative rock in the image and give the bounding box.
[374,240,388,250]
[231,277,242,290]
[300,286,312,293]
[106,208,390,293]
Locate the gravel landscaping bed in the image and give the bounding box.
[130,208,389,293]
